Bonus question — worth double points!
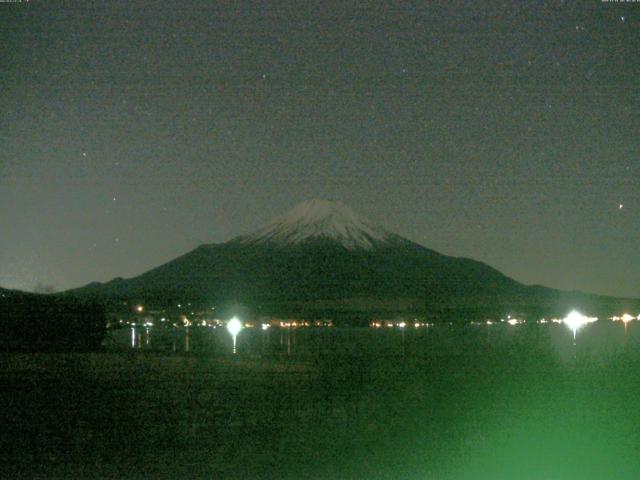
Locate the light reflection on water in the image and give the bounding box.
[110,321,640,361]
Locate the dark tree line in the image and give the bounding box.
[0,290,106,352]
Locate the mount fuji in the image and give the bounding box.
[69,199,639,322]
[237,199,398,250]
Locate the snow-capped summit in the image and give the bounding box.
[237,199,393,250]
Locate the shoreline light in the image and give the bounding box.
[621,313,634,323]
[227,317,243,354]
[563,310,597,339]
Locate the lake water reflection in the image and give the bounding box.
[105,320,640,362]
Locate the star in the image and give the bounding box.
[619,204,624,209]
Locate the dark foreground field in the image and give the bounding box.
[2,329,640,479]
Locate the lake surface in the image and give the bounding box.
[5,320,640,479]
[105,320,640,362]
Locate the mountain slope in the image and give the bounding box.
[68,200,640,321]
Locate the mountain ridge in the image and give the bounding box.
[66,200,640,321]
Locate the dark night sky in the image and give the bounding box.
[1,1,638,297]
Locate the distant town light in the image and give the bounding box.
[136,305,143,313]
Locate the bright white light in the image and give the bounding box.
[227,317,243,354]
[564,311,584,338]
[563,310,597,339]
[136,305,143,313]
[507,319,518,326]
[397,322,406,328]
[261,323,270,331]
[227,317,243,336]
[621,313,634,323]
